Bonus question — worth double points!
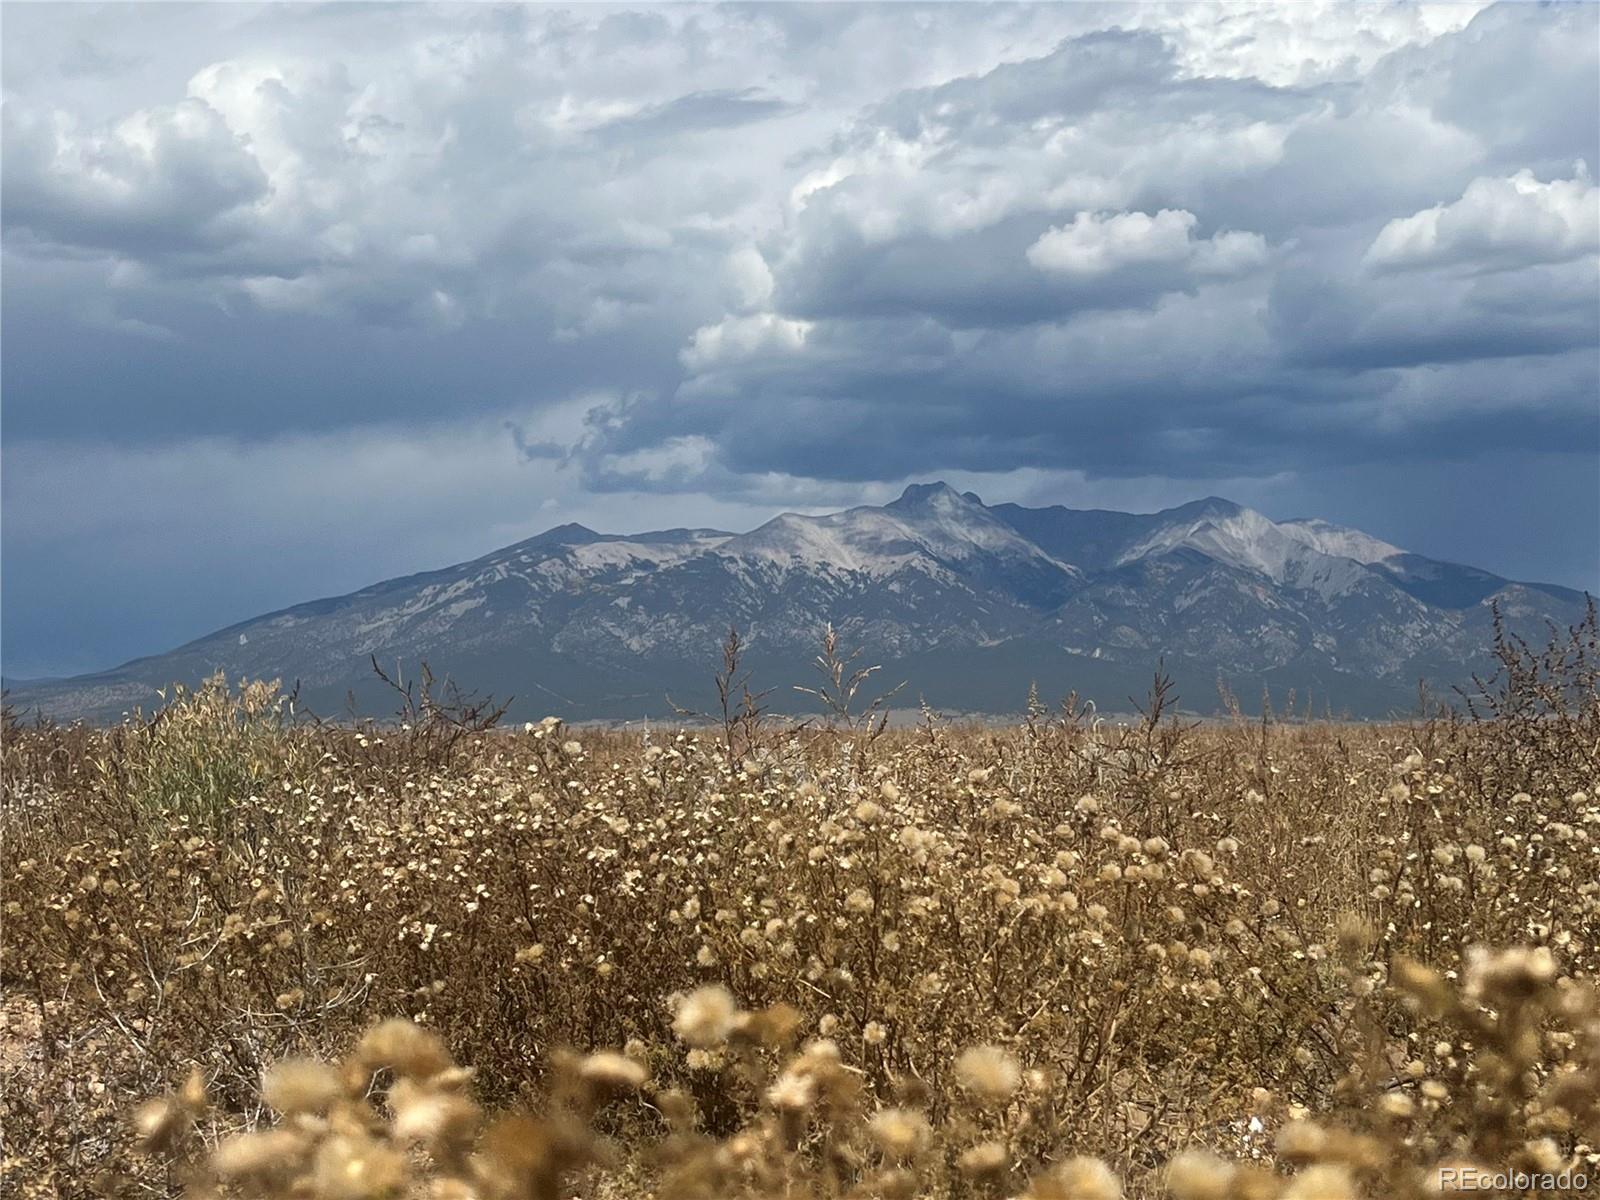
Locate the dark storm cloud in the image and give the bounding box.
[577,4,1597,501]
[3,2,1597,677]
[585,282,1595,487]
[770,210,1271,328]
[1271,260,1600,370]
[1402,1,1600,169]
[2,99,269,257]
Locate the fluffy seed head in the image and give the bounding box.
[673,985,738,1048]
[868,1108,931,1160]
[766,1069,816,1111]
[958,1140,1009,1178]
[579,1051,649,1090]
[1048,1156,1122,1200]
[955,1044,1021,1105]
[1282,1164,1357,1200]
[261,1058,342,1115]
[356,1019,453,1080]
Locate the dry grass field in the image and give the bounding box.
[3,614,1599,1199]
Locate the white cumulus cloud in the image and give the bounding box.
[1366,168,1600,272]
[1027,210,1269,279]
[680,313,811,373]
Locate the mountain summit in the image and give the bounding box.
[8,485,1588,722]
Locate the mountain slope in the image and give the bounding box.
[7,484,1590,722]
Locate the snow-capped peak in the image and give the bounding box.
[720,482,1074,577]
[1113,501,1401,597]
[1117,504,1290,575]
[888,481,983,510]
[1276,518,1405,564]
[12,479,1585,726]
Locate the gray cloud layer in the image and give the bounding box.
[3,2,1597,677]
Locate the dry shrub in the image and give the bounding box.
[122,949,1600,1199]
[2,624,1597,1197]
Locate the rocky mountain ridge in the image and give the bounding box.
[7,483,1588,722]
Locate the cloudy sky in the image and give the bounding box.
[3,2,1597,679]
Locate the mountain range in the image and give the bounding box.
[5,483,1590,723]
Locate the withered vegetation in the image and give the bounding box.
[3,612,1598,1198]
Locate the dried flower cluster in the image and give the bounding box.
[113,946,1600,1200]
[2,620,1597,1198]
